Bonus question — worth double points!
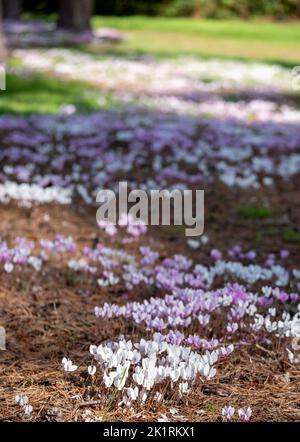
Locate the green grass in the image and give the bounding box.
[283,229,300,242]
[255,232,264,242]
[93,16,300,42]
[19,14,300,64]
[237,204,273,219]
[0,72,109,114]
[91,16,300,65]
[1,73,101,114]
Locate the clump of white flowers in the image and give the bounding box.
[0,182,72,205]
[15,395,33,417]
[88,336,226,405]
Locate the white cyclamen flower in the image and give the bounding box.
[238,407,252,422]
[88,365,96,376]
[15,394,28,406]
[222,406,235,421]
[62,357,78,372]
[4,262,14,273]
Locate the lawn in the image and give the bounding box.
[92,16,300,65]
[0,73,102,114]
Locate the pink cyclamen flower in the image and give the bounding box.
[226,322,238,334]
[211,249,222,261]
[290,293,299,303]
[238,407,252,422]
[280,250,289,259]
[222,406,235,421]
[246,250,256,260]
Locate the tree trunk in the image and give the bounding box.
[0,1,7,66]
[57,0,94,33]
[193,1,201,18]
[3,0,22,20]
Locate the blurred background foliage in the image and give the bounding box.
[22,0,300,19]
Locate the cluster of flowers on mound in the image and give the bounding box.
[0,108,299,211]
[1,233,298,412]
[73,238,300,410]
